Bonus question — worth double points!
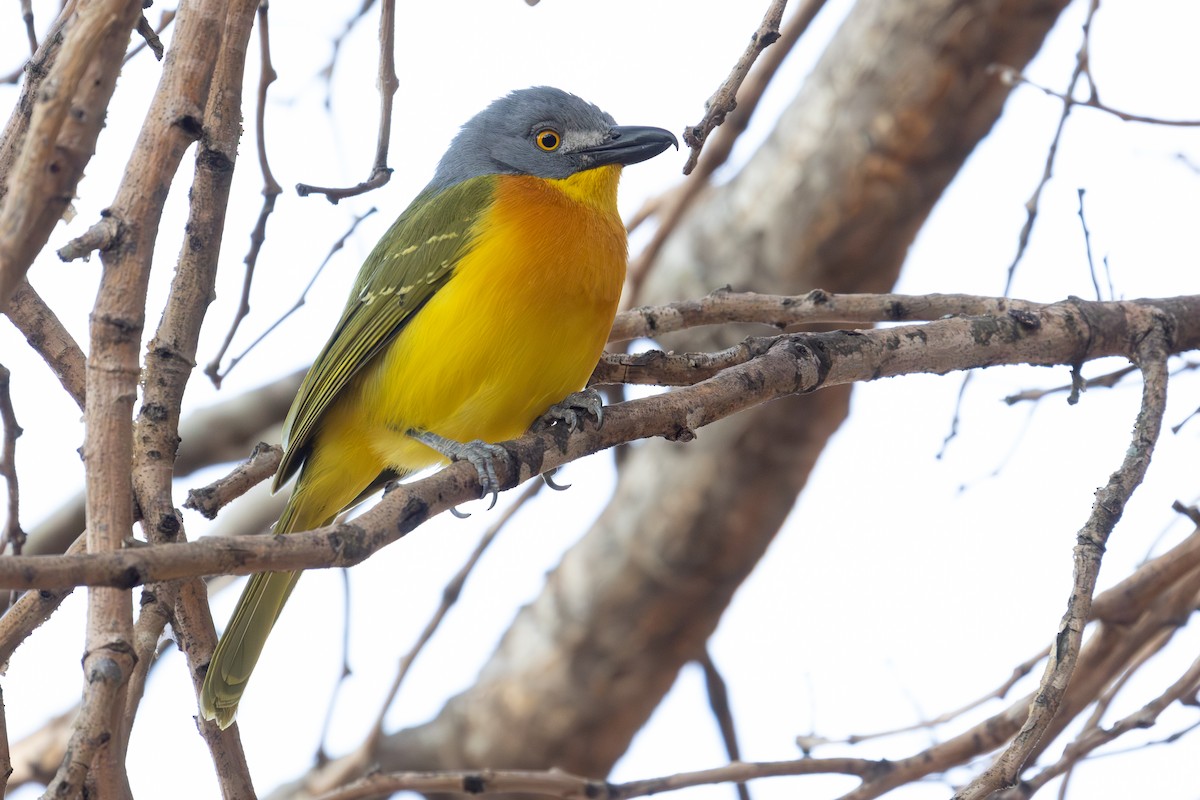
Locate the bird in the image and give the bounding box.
[199,87,677,728]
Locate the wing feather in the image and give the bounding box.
[273,175,497,490]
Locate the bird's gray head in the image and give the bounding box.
[428,86,677,191]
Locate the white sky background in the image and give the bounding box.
[2,1,1200,798]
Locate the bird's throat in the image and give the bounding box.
[545,164,622,212]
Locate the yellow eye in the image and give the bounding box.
[535,128,561,152]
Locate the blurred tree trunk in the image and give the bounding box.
[273,0,1071,795]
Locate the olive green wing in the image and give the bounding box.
[273,175,497,491]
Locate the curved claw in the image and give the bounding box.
[460,441,508,510]
[450,505,472,519]
[534,388,604,433]
[407,429,512,510]
[541,468,571,491]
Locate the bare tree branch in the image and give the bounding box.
[44,1,232,794]
[0,0,143,311]
[119,3,262,795]
[0,294,1195,592]
[2,280,86,408]
[6,0,1195,796]
[956,310,1171,797]
[310,760,883,800]
[610,289,1041,343]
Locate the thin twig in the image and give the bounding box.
[680,0,789,175]
[0,0,69,86]
[1000,0,1099,297]
[1004,363,1136,405]
[1171,405,1200,435]
[1093,524,1200,627]
[203,0,284,388]
[0,365,24,555]
[797,648,1049,752]
[183,442,283,519]
[0,62,27,86]
[21,0,37,55]
[698,650,751,800]
[625,0,825,301]
[117,580,177,769]
[1170,500,1200,528]
[296,0,396,202]
[1076,188,1103,300]
[316,565,355,766]
[943,0,1102,462]
[362,479,545,752]
[1076,717,1200,761]
[302,480,547,789]
[132,13,165,61]
[208,207,378,384]
[997,66,1200,128]
[316,0,377,110]
[123,8,175,64]
[1005,359,1198,407]
[936,371,974,459]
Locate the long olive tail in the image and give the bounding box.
[200,480,322,729]
[199,568,300,728]
[200,447,390,728]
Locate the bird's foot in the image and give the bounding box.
[408,429,512,510]
[533,388,604,434]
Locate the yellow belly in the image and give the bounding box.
[289,167,627,525]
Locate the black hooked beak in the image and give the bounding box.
[577,125,679,168]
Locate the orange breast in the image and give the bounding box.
[358,166,628,471]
